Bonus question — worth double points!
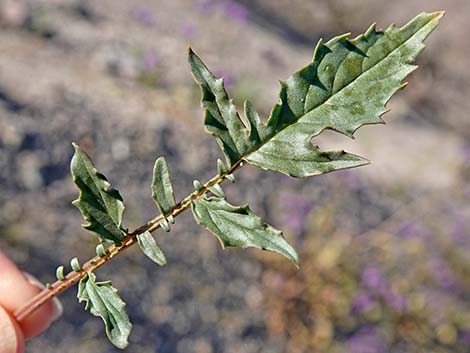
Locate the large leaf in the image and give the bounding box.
[77,273,132,349]
[190,12,443,176]
[192,196,299,266]
[137,231,167,266]
[71,143,126,243]
[151,157,176,215]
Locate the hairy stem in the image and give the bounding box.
[13,160,242,322]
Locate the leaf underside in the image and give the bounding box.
[77,273,132,349]
[137,231,167,266]
[151,157,176,215]
[189,12,443,177]
[71,143,126,243]
[192,196,299,266]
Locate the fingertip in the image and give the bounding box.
[0,306,24,353]
[19,273,63,340]
[18,285,54,340]
[0,252,60,340]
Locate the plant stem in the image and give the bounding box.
[13,160,242,322]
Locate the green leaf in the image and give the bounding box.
[71,143,126,243]
[189,12,443,177]
[192,196,299,266]
[189,48,251,166]
[151,157,176,215]
[137,231,167,266]
[77,273,132,349]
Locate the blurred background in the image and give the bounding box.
[0,0,468,352]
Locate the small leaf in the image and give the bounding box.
[137,231,167,266]
[208,184,225,198]
[56,265,65,281]
[151,157,176,215]
[70,257,81,272]
[192,196,299,266]
[71,143,126,243]
[225,173,235,183]
[77,273,132,349]
[193,179,203,192]
[96,243,107,258]
[159,219,171,232]
[217,159,227,175]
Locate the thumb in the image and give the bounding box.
[0,306,24,353]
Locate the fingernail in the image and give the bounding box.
[22,272,44,290]
[22,272,63,322]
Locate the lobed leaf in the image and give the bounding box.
[189,48,252,166]
[190,12,443,177]
[151,157,177,215]
[137,231,167,266]
[192,196,299,266]
[71,143,126,243]
[77,273,132,349]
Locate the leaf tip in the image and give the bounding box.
[365,22,377,36]
[243,99,252,110]
[187,46,199,65]
[358,157,372,167]
[380,108,392,120]
[432,10,445,20]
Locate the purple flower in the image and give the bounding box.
[347,326,387,353]
[459,330,470,346]
[130,6,156,27]
[223,0,248,23]
[429,257,457,290]
[334,169,363,191]
[278,192,314,234]
[361,267,388,294]
[193,0,216,13]
[396,222,428,239]
[180,23,197,40]
[352,291,375,312]
[384,291,407,313]
[451,211,470,248]
[214,69,236,88]
[425,290,450,324]
[142,51,160,72]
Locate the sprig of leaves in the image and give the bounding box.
[24,12,443,349]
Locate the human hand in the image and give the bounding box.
[0,251,62,353]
